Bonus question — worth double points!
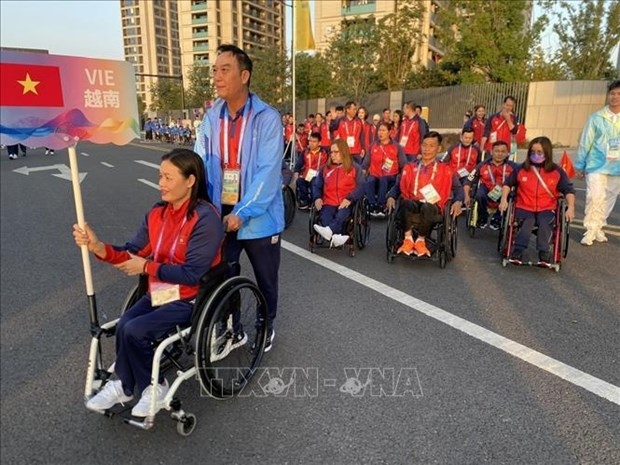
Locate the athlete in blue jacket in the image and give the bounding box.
[195,44,283,352]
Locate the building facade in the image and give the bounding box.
[121,0,285,114]
[314,0,445,69]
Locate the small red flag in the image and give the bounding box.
[0,63,64,107]
[560,150,576,179]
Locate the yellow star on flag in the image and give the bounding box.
[17,73,40,95]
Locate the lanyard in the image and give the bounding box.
[414,161,437,196]
[154,215,188,263]
[309,149,322,170]
[487,163,507,185]
[532,167,556,199]
[457,144,473,168]
[345,118,358,136]
[222,101,251,166]
[403,117,416,139]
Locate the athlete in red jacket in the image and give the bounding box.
[499,136,575,264]
[387,132,464,257]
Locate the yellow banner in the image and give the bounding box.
[295,0,315,52]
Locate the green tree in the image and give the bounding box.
[136,95,146,117]
[325,17,382,100]
[248,46,290,108]
[437,0,547,83]
[185,62,214,109]
[375,0,426,90]
[294,52,333,100]
[542,0,620,80]
[149,78,183,113]
[527,44,566,81]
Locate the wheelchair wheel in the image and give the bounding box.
[194,277,268,399]
[282,184,296,230]
[385,209,399,263]
[467,200,478,238]
[450,214,458,258]
[559,199,570,259]
[438,250,447,269]
[353,198,370,250]
[498,200,514,256]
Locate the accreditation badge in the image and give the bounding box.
[488,185,502,201]
[419,183,441,204]
[382,158,394,172]
[305,168,318,182]
[399,136,408,147]
[221,168,241,205]
[457,167,469,178]
[489,131,498,144]
[607,137,620,161]
[150,281,181,307]
[346,136,355,148]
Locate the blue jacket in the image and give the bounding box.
[194,93,284,239]
[575,107,620,176]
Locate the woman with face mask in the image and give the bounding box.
[498,136,576,265]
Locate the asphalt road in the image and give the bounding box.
[1,141,619,465]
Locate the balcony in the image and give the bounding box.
[192,16,208,25]
[192,31,208,38]
[193,45,209,52]
[191,2,207,11]
[341,1,376,16]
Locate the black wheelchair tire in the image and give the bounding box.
[282,184,296,230]
[194,277,268,399]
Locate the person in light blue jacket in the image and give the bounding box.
[195,44,283,353]
[575,80,620,246]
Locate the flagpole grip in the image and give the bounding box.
[67,144,95,297]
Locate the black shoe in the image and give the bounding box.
[477,220,488,229]
[508,251,522,265]
[264,329,275,353]
[538,251,551,264]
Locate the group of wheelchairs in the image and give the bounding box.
[85,261,269,436]
[465,182,570,272]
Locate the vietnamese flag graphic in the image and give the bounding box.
[0,63,64,107]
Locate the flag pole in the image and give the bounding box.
[67,142,99,328]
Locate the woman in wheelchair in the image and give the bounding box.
[312,138,365,248]
[498,136,575,265]
[386,131,464,257]
[362,121,407,217]
[73,149,224,417]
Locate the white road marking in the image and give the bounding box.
[135,160,160,169]
[281,240,620,406]
[80,152,90,157]
[100,162,114,168]
[138,179,159,190]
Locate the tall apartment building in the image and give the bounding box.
[121,0,285,113]
[314,0,445,69]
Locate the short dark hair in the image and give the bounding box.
[608,80,620,92]
[492,141,509,149]
[309,131,321,142]
[335,105,344,112]
[424,131,443,144]
[216,44,253,87]
[345,101,356,110]
[503,95,516,103]
[415,105,422,111]
[461,127,474,135]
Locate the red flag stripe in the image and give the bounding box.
[0,63,64,107]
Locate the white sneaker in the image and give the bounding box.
[580,231,595,246]
[86,380,133,412]
[131,379,169,417]
[313,224,333,241]
[594,230,608,243]
[330,234,349,247]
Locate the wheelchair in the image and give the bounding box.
[465,181,501,238]
[308,197,370,257]
[385,199,458,269]
[498,197,570,272]
[84,261,268,436]
[282,184,296,229]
